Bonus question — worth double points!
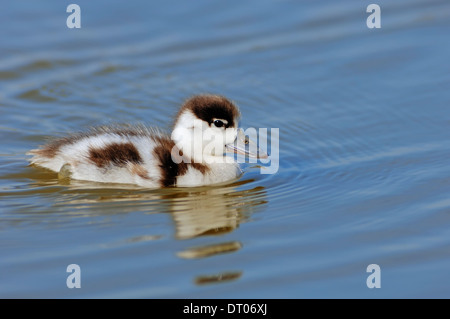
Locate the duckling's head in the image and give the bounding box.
[171,95,266,164]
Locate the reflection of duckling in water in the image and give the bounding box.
[170,184,266,286]
[37,180,266,286]
[164,182,267,240]
[46,179,266,243]
[28,95,267,188]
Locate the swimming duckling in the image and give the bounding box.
[28,95,267,187]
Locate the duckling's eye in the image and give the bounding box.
[213,120,224,128]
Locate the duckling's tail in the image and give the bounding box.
[27,148,65,172]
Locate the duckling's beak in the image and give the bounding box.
[226,129,269,159]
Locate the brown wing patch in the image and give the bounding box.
[152,137,187,187]
[151,135,211,187]
[88,142,143,168]
[29,124,164,160]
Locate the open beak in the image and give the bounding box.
[225,129,268,159]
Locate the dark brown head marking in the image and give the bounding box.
[175,95,240,128]
[88,142,143,168]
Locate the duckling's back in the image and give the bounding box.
[28,125,168,187]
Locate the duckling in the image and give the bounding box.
[28,95,267,187]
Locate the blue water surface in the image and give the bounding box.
[1,0,449,298]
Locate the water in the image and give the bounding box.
[1,0,449,298]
